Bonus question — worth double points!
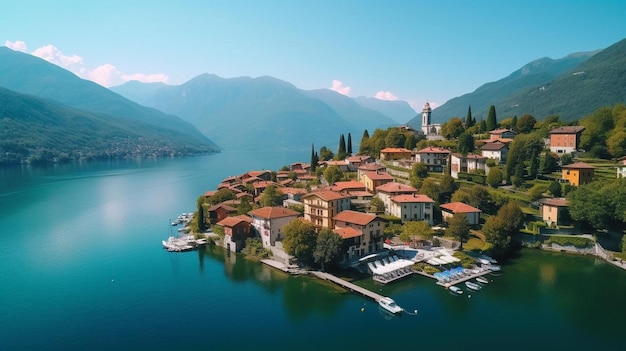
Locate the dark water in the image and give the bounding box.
[1,152,624,351]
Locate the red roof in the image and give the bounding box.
[208,203,237,212]
[333,210,377,226]
[416,146,451,154]
[539,198,569,207]
[248,206,300,219]
[253,180,278,189]
[562,162,595,169]
[549,126,585,134]
[217,215,252,227]
[440,202,481,213]
[480,142,507,151]
[331,181,366,192]
[376,182,417,193]
[381,147,412,153]
[362,171,394,181]
[302,190,350,201]
[279,187,308,195]
[358,163,385,171]
[333,227,362,239]
[392,194,434,203]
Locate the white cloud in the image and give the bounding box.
[330,80,351,96]
[5,40,27,52]
[374,91,398,101]
[8,41,170,87]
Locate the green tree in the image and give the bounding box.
[411,162,428,179]
[511,115,518,132]
[359,129,370,154]
[319,146,334,161]
[540,152,559,174]
[498,201,524,234]
[337,134,347,160]
[457,132,475,155]
[404,133,417,150]
[323,165,343,185]
[441,117,465,139]
[207,188,236,206]
[548,180,562,197]
[420,178,441,204]
[446,213,470,249]
[528,183,548,201]
[313,228,343,271]
[260,184,284,207]
[195,195,206,232]
[370,196,385,212]
[237,197,253,215]
[385,128,405,148]
[486,105,497,131]
[516,114,537,134]
[479,119,487,133]
[282,218,318,264]
[465,105,474,128]
[467,185,492,212]
[399,221,433,242]
[486,166,503,188]
[560,153,573,166]
[529,150,539,179]
[451,189,471,204]
[512,163,525,188]
[439,175,458,202]
[310,144,318,172]
[482,215,511,258]
[347,133,353,155]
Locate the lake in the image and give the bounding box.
[1,152,625,351]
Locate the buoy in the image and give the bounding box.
[361,307,365,312]
[111,279,115,283]
[468,295,471,298]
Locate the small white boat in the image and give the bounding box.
[476,276,489,284]
[489,265,501,272]
[449,286,463,295]
[465,281,481,291]
[378,297,403,314]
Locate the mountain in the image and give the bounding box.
[407,50,597,128]
[352,96,418,124]
[495,38,626,121]
[112,74,399,151]
[0,47,219,157]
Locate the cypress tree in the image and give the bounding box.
[338,134,346,159]
[486,105,497,131]
[359,129,370,154]
[310,143,316,172]
[347,133,353,155]
[465,105,474,127]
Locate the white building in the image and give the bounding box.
[450,153,488,179]
[480,142,508,164]
[415,146,451,172]
[421,102,441,136]
[375,182,418,214]
[389,194,435,224]
[248,206,300,248]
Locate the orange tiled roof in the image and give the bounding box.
[247,170,270,178]
[392,194,434,203]
[333,227,362,239]
[208,203,237,212]
[381,147,412,153]
[549,126,585,134]
[331,181,366,192]
[279,187,308,195]
[376,182,417,193]
[562,162,595,169]
[333,210,377,226]
[302,190,350,201]
[416,146,451,154]
[440,202,481,213]
[217,215,252,227]
[480,142,507,151]
[362,171,394,181]
[248,206,300,219]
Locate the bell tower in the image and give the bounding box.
[421,102,431,135]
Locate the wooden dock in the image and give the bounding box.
[311,271,384,302]
[435,269,491,288]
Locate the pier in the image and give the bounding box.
[311,271,385,302]
[434,268,492,288]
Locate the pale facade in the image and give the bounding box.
[450,154,488,179]
[333,210,385,262]
[390,194,435,224]
[375,182,418,214]
[302,190,351,229]
[248,207,300,248]
[415,146,450,172]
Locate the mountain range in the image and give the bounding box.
[0,47,219,164]
[408,37,626,127]
[111,75,411,152]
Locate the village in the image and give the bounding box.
[165,103,626,312]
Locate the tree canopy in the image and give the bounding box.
[313,228,343,271]
[446,213,470,249]
[282,219,318,263]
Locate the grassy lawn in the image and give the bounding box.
[464,237,488,251]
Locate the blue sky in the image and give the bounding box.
[2,0,625,111]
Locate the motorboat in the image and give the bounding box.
[488,265,501,272]
[465,281,481,291]
[476,276,489,284]
[449,285,463,295]
[378,297,403,314]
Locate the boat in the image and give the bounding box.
[449,286,463,295]
[476,276,489,284]
[488,264,502,272]
[465,281,481,291]
[378,297,403,314]
[162,237,193,252]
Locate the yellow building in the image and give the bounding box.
[359,170,394,192]
[380,148,412,161]
[561,162,595,186]
[302,190,351,228]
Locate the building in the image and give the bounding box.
[538,198,569,226]
[302,190,351,229]
[333,210,386,262]
[248,207,300,248]
[357,163,386,180]
[549,126,585,154]
[217,215,252,252]
[321,160,350,172]
[450,153,488,179]
[375,182,418,213]
[617,156,626,178]
[421,102,442,136]
[389,194,435,224]
[380,148,412,161]
[489,128,516,140]
[480,141,508,164]
[360,170,394,192]
[561,162,595,186]
[207,203,238,225]
[414,146,450,172]
[345,155,375,171]
[330,180,367,193]
[440,202,481,225]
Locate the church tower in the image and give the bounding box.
[421,102,432,135]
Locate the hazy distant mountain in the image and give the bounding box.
[303,89,397,129]
[407,49,597,128]
[352,96,417,124]
[0,47,219,156]
[112,74,399,151]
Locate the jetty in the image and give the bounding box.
[310,271,385,302]
[434,268,492,288]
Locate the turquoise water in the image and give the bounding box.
[1,152,625,350]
